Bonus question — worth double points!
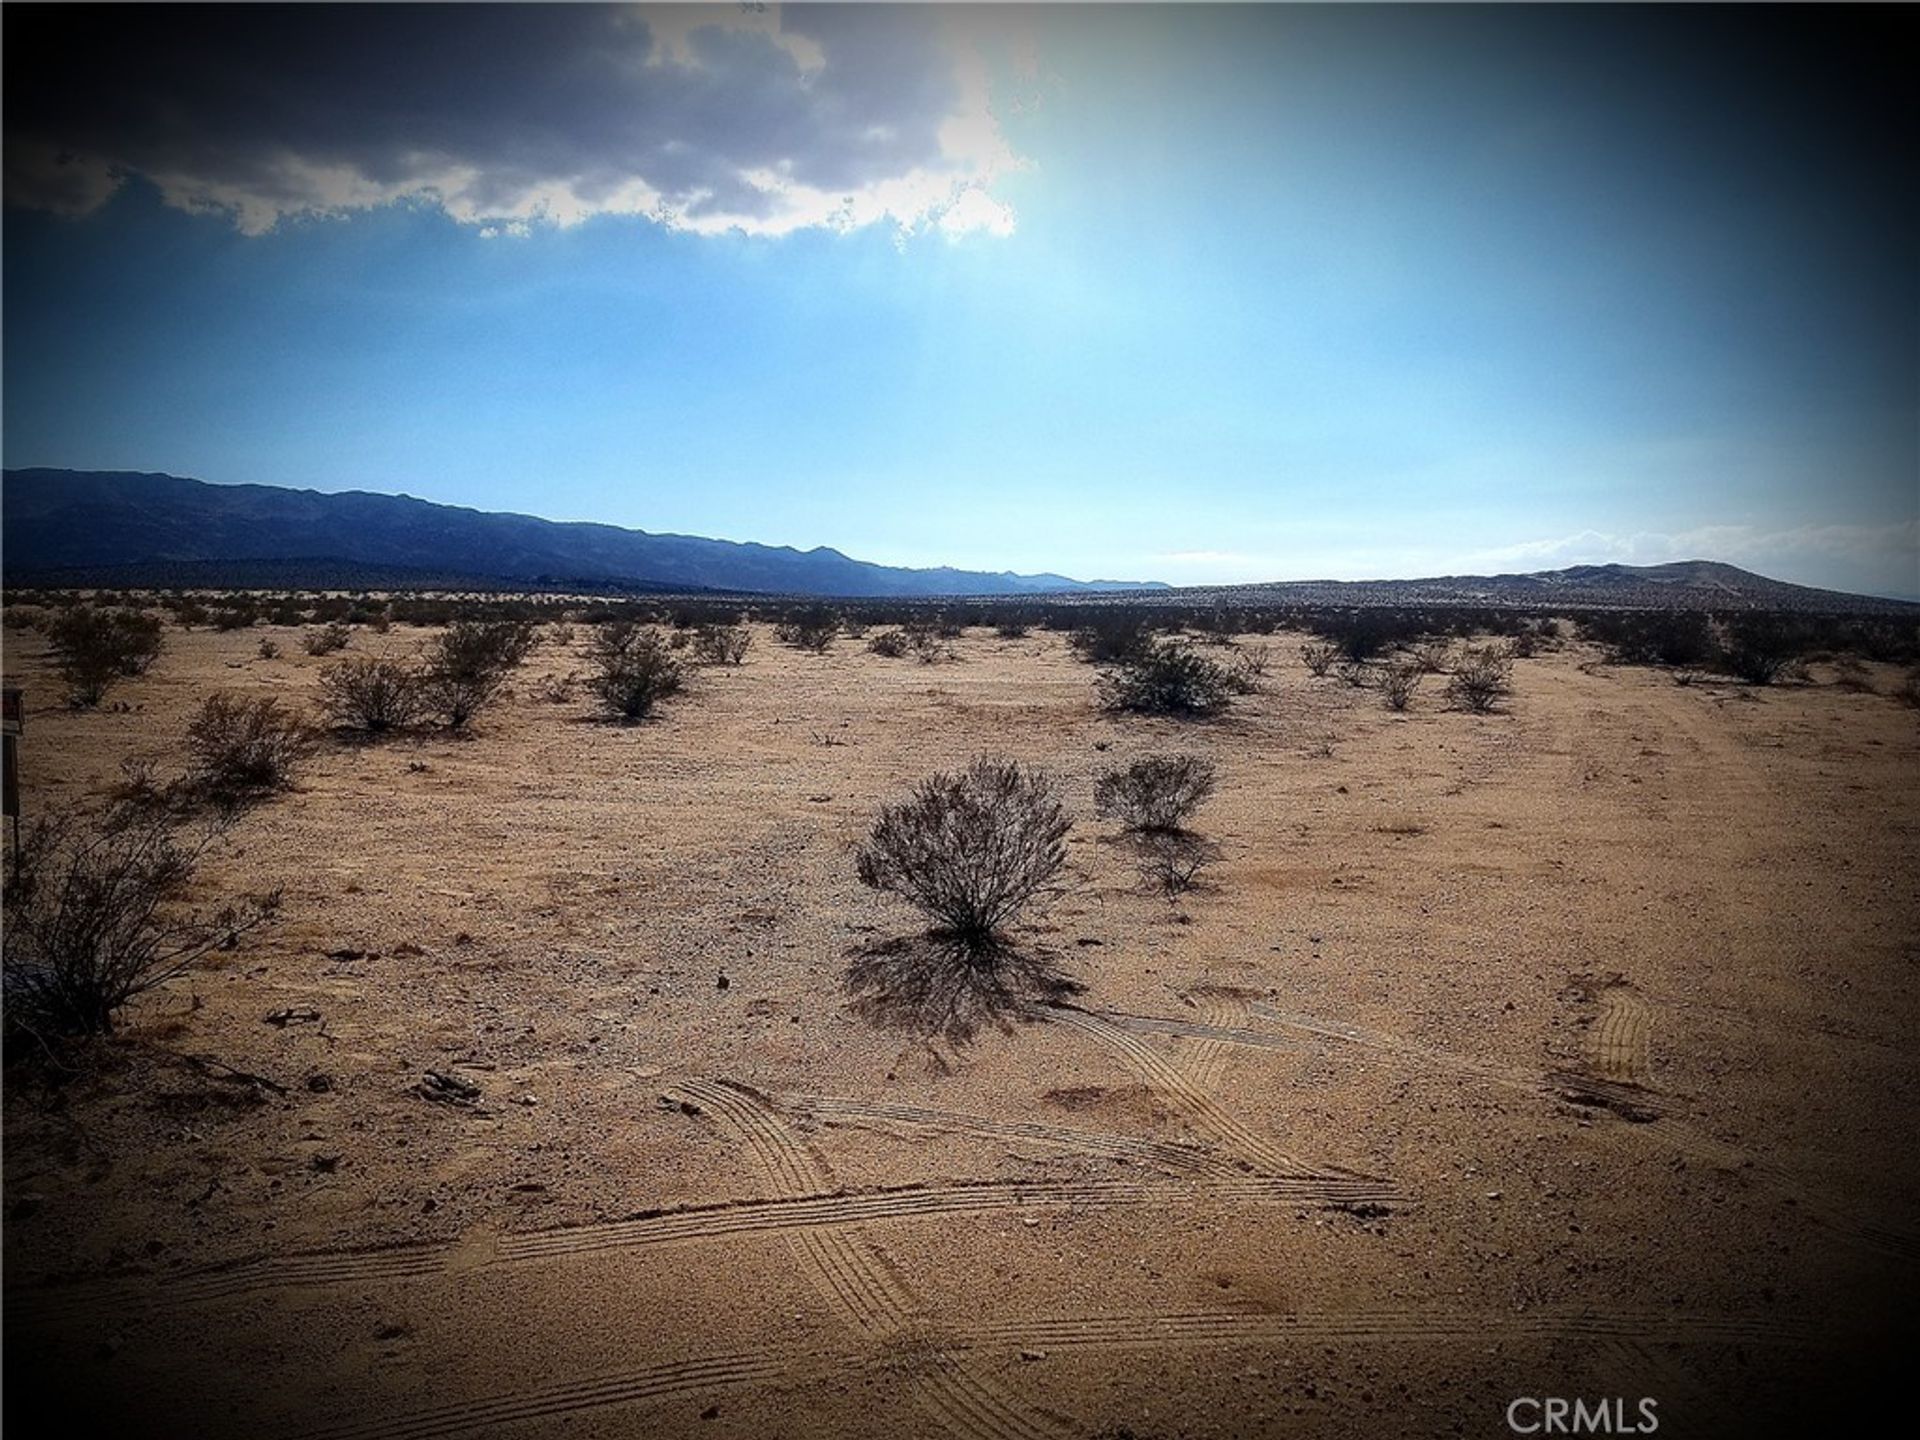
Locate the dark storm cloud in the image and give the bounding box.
[1,3,1021,236]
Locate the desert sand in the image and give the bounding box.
[4,618,1916,1439]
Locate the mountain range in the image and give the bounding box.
[0,469,1163,598]
[3,468,1911,613]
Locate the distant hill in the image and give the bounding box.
[1064,560,1918,614]
[0,469,1165,598]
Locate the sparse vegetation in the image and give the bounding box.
[1093,754,1217,833]
[1136,830,1220,898]
[692,623,751,666]
[1445,645,1513,713]
[45,606,165,705]
[303,622,352,656]
[1300,640,1339,678]
[775,606,838,653]
[419,618,534,728]
[3,803,280,1039]
[1380,660,1422,711]
[855,758,1071,952]
[1099,640,1234,717]
[587,621,684,719]
[319,656,424,733]
[185,694,316,798]
[867,629,912,658]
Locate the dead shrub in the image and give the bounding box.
[692,624,751,666]
[318,656,423,733]
[1445,645,1513,713]
[775,607,838,653]
[1379,660,1422,712]
[587,621,684,719]
[855,758,1071,952]
[303,622,352,656]
[1136,830,1221,898]
[1094,754,1217,833]
[867,629,912,658]
[3,804,280,1039]
[185,694,316,797]
[1300,641,1339,678]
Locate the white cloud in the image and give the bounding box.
[4,4,1026,241]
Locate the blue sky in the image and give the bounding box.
[4,4,1915,596]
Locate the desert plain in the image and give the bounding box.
[3,614,1917,1439]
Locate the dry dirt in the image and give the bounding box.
[3,620,1917,1439]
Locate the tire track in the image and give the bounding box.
[1182,986,1257,1092]
[1589,983,1653,1086]
[675,1077,916,1337]
[292,1352,791,1440]
[793,1094,1248,1181]
[671,1078,1072,1440]
[1040,1005,1318,1179]
[285,1306,1808,1440]
[11,1172,1397,1330]
[945,1307,1812,1353]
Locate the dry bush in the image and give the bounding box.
[256,638,281,660]
[775,607,838,653]
[587,621,683,719]
[1094,753,1217,833]
[1719,615,1805,686]
[1098,640,1234,717]
[303,622,352,656]
[994,618,1031,639]
[855,758,1071,951]
[46,607,164,705]
[867,629,911,658]
[692,624,751,666]
[1445,645,1513,713]
[1379,660,1422,712]
[1070,612,1150,664]
[910,628,953,665]
[1896,667,1920,709]
[3,804,280,1038]
[1300,641,1339,678]
[1136,830,1221,898]
[1334,658,1370,688]
[186,694,316,797]
[318,656,423,733]
[419,619,534,728]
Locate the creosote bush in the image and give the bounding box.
[1094,753,1218,833]
[3,804,280,1039]
[319,656,423,733]
[867,629,912,658]
[775,607,838,653]
[186,694,316,797]
[1300,641,1339,678]
[46,607,165,705]
[420,618,534,728]
[587,620,684,719]
[1136,830,1221,898]
[692,623,751,666]
[1098,640,1234,717]
[304,622,352,656]
[855,758,1071,952]
[1445,645,1513,713]
[1380,660,1422,712]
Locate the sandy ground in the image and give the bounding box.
[3,619,1916,1439]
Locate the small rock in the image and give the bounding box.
[306,1073,335,1093]
[515,1093,539,1107]
[265,1006,323,1028]
[716,973,730,991]
[1019,1348,1047,1362]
